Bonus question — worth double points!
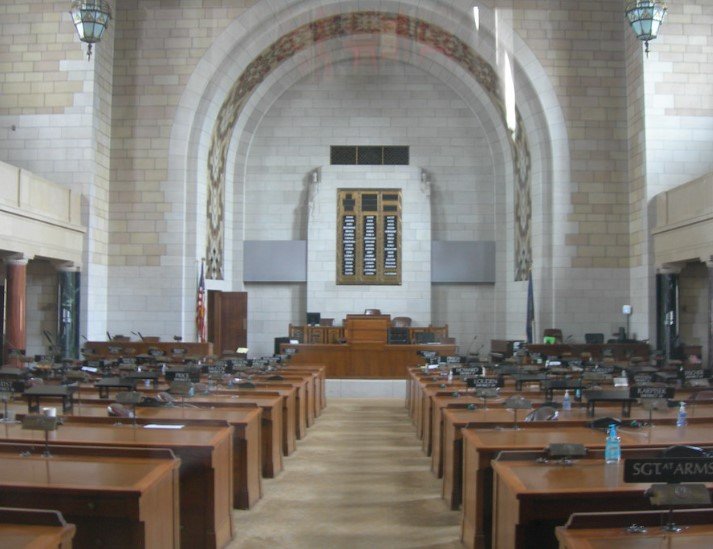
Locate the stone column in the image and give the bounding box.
[57,264,81,360]
[707,260,713,369]
[5,257,28,365]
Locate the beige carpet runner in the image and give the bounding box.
[228,398,461,548]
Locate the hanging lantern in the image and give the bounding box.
[625,1,667,57]
[69,1,112,61]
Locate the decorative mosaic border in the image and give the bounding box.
[206,11,532,281]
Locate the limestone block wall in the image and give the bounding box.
[242,59,498,355]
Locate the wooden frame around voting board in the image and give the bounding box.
[337,189,402,285]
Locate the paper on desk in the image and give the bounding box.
[143,424,185,430]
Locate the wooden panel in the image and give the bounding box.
[208,291,247,355]
[281,342,456,379]
[345,315,390,343]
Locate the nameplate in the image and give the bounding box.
[632,373,654,384]
[630,386,675,400]
[475,388,499,399]
[170,381,195,397]
[680,369,710,380]
[446,356,462,364]
[115,391,143,405]
[165,370,200,383]
[148,348,165,357]
[504,396,532,409]
[548,443,586,459]
[459,367,482,379]
[0,381,12,393]
[646,483,711,506]
[624,458,713,483]
[467,377,499,389]
[171,348,187,356]
[208,364,227,376]
[22,414,59,432]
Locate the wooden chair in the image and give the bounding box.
[392,316,412,327]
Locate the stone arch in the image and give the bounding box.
[165,0,570,334]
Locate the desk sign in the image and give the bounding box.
[115,391,143,405]
[22,414,60,432]
[680,369,710,381]
[548,443,586,459]
[170,381,195,397]
[630,386,675,399]
[468,377,499,389]
[646,483,711,506]
[505,396,532,409]
[625,458,713,483]
[459,367,482,379]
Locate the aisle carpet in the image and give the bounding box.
[228,398,462,548]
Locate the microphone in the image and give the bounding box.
[565,335,573,343]
[106,331,113,341]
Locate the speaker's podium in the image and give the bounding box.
[281,313,456,379]
[345,314,390,343]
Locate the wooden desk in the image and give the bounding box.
[282,342,456,378]
[0,449,179,548]
[0,507,75,549]
[8,401,262,510]
[460,421,713,549]
[215,385,297,456]
[252,375,310,436]
[80,390,284,478]
[0,421,233,549]
[281,364,327,416]
[83,341,213,361]
[491,453,700,549]
[555,509,713,549]
[526,342,650,361]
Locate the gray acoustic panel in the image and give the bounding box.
[243,241,307,282]
[431,241,495,283]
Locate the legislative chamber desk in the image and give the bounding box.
[442,402,713,512]
[7,401,262,510]
[0,507,75,549]
[79,391,284,478]
[0,421,232,549]
[555,509,713,549]
[281,343,456,378]
[525,342,650,361]
[82,341,213,361]
[0,445,179,548]
[491,448,713,549]
[133,382,298,457]
[462,424,713,549]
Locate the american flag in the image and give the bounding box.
[196,260,207,343]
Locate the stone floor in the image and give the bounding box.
[228,398,462,548]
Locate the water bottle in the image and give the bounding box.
[447,369,453,383]
[562,390,571,411]
[677,401,687,427]
[605,424,621,463]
